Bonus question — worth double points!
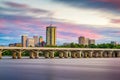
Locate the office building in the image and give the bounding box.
[33,36,39,47]
[39,36,43,47]
[85,38,89,45]
[78,36,86,45]
[89,39,95,45]
[27,38,35,47]
[46,26,56,46]
[21,35,27,47]
[79,36,95,45]
[39,36,43,43]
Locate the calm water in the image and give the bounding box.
[0,57,120,80]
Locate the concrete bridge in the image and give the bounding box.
[0,47,120,59]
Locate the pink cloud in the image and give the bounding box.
[0,19,6,28]
[55,22,103,40]
[111,19,120,23]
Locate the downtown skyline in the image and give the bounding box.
[0,0,120,45]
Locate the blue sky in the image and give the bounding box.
[0,0,120,45]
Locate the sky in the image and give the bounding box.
[1,0,120,45]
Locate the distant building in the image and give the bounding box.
[27,38,35,47]
[41,41,46,47]
[14,43,22,47]
[33,36,39,47]
[111,41,117,45]
[21,35,27,47]
[39,36,43,43]
[46,26,56,46]
[85,38,89,45]
[63,43,71,46]
[78,36,86,45]
[9,44,15,47]
[9,43,22,47]
[79,36,95,45]
[39,36,44,47]
[89,39,95,45]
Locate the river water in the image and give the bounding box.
[0,57,120,80]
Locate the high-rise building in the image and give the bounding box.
[21,35,27,47]
[33,36,39,47]
[78,36,86,45]
[46,26,56,46]
[39,36,43,43]
[27,38,35,47]
[39,36,44,47]
[85,38,89,45]
[89,39,95,45]
[79,36,91,45]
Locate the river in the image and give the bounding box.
[0,57,120,80]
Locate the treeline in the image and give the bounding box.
[58,43,120,48]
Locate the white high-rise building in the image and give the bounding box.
[27,38,35,47]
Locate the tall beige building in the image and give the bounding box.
[21,35,27,47]
[46,26,56,46]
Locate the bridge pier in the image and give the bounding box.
[96,52,99,58]
[34,52,39,59]
[71,51,77,58]
[30,52,35,59]
[0,50,2,59]
[98,51,103,58]
[49,51,55,58]
[84,51,89,58]
[108,51,113,58]
[117,52,120,57]
[112,52,116,58]
[59,52,64,58]
[17,51,22,59]
[92,52,95,58]
[103,52,108,58]
[12,52,17,59]
[76,51,82,58]
[88,51,93,58]
[63,51,69,58]
[45,51,50,58]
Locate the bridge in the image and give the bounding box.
[0,47,120,59]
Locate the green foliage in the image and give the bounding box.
[2,50,12,56]
[57,43,120,49]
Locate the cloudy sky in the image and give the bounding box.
[0,0,120,45]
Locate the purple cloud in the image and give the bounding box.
[3,1,52,14]
[4,1,28,8]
